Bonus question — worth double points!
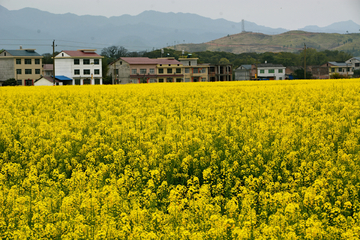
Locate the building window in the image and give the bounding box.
[268,69,275,73]
[201,78,207,82]
[185,78,190,82]
[94,59,99,65]
[131,69,137,74]
[355,63,360,67]
[75,79,81,85]
[158,68,164,74]
[25,69,32,74]
[35,69,40,74]
[278,69,283,73]
[94,69,100,75]
[35,59,40,64]
[17,80,23,85]
[185,68,190,73]
[176,68,181,73]
[74,69,80,75]
[260,69,265,74]
[25,59,31,65]
[347,68,350,72]
[16,69,22,74]
[159,78,164,83]
[338,68,342,72]
[166,78,173,82]
[149,68,155,74]
[74,59,80,65]
[176,78,182,82]
[83,69,90,75]
[83,59,90,65]
[140,69,146,74]
[193,68,199,73]
[279,77,282,80]
[16,59,21,64]
[201,68,206,73]
[150,79,157,83]
[83,79,91,84]
[95,79,100,85]
[331,68,335,72]
[167,68,172,74]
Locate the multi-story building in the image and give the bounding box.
[322,62,353,78]
[178,57,208,82]
[0,48,43,86]
[256,63,286,80]
[209,64,233,81]
[109,57,158,84]
[108,57,184,83]
[156,58,184,83]
[345,57,360,71]
[234,65,252,80]
[54,49,103,85]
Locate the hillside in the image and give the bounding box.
[175,31,360,55]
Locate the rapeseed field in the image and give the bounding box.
[0,80,360,239]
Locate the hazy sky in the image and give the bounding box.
[1,0,359,30]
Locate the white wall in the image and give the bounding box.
[258,67,286,80]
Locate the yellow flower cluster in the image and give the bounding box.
[0,79,360,239]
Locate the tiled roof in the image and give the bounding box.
[5,49,41,57]
[238,64,252,70]
[62,50,101,58]
[328,62,349,67]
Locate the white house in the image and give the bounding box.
[257,63,286,80]
[34,76,63,86]
[54,49,103,85]
[345,57,360,71]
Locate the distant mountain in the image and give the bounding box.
[0,5,286,54]
[0,5,359,54]
[300,20,360,34]
[176,31,360,56]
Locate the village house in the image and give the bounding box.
[322,62,353,78]
[208,64,233,81]
[0,47,43,86]
[345,57,360,71]
[256,63,286,80]
[234,65,253,80]
[54,49,103,85]
[178,57,208,82]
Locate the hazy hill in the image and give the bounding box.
[0,5,359,54]
[175,31,360,55]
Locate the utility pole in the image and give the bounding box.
[52,40,56,85]
[304,43,306,79]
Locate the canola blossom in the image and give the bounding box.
[0,80,360,239]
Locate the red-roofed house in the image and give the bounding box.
[54,49,103,85]
[108,57,184,84]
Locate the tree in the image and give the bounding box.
[42,52,60,64]
[293,68,312,79]
[219,58,230,64]
[101,46,129,62]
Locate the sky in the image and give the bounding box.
[0,0,359,30]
